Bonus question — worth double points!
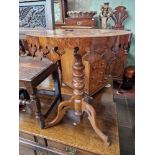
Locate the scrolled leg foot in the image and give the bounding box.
[82,99,110,146]
[46,98,74,128]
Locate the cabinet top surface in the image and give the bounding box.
[19,84,120,155]
[20,28,132,38]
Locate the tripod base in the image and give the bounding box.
[46,96,110,146]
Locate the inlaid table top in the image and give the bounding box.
[19,56,53,82]
[20,28,131,39]
[19,82,120,155]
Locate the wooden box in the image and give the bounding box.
[65,17,96,28]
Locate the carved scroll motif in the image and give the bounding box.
[19,5,46,28]
[82,99,110,146]
[111,6,128,30]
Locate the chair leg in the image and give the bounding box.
[44,96,60,119]
[30,95,45,129]
[52,65,62,101]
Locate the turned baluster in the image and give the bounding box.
[46,46,110,146]
[72,47,85,117]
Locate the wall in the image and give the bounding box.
[67,0,135,66]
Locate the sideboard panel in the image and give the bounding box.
[19,3,46,28]
[19,0,68,31]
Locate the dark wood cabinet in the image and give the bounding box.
[19,131,96,155]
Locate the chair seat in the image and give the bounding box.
[19,56,54,82]
[19,56,62,128]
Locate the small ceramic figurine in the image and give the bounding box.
[99,2,112,29]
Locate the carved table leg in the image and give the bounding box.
[46,47,109,146]
[30,95,45,129]
[46,97,74,128]
[82,99,110,146]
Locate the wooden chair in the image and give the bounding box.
[19,42,62,129]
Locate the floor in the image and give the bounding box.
[113,82,135,155]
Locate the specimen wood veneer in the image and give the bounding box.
[24,29,132,95]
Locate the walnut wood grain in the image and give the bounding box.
[23,29,132,95]
[83,52,106,95]
[82,99,110,147]
[45,48,109,146]
[72,47,85,97]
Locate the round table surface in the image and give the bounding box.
[20,28,132,39]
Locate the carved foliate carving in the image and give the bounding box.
[111,6,128,30]
[19,5,46,28]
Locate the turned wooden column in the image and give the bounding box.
[72,47,84,116]
[46,47,110,146]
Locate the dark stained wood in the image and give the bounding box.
[20,57,54,83]
[23,29,132,95]
[19,56,62,128]
[37,75,73,96]
[19,79,120,155]
[111,6,128,30]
